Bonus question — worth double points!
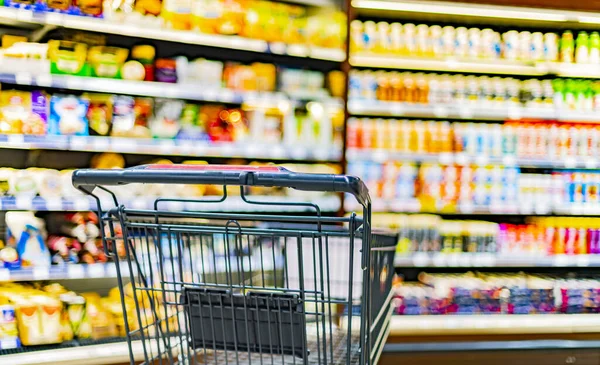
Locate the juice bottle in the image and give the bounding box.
[560,31,574,63]
[590,32,600,64]
[576,31,589,64]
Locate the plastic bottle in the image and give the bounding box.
[576,31,589,64]
[560,31,574,63]
[590,32,600,64]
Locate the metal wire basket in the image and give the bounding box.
[72,165,396,365]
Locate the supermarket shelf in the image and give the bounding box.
[351,0,600,27]
[388,314,600,336]
[351,53,600,79]
[0,8,345,62]
[68,136,342,161]
[347,100,600,122]
[350,53,544,75]
[0,194,342,212]
[383,340,600,353]
[0,135,342,162]
[346,148,599,169]
[344,199,593,215]
[0,262,129,282]
[394,253,600,268]
[0,73,273,104]
[3,339,148,365]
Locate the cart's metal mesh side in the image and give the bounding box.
[100,210,374,365]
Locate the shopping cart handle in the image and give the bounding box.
[72,164,371,206]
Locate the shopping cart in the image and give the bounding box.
[72,165,396,365]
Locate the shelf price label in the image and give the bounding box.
[0,269,10,282]
[412,252,430,267]
[67,265,85,279]
[88,264,105,278]
[33,267,50,280]
[553,255,571,267]
[15,196,33,210]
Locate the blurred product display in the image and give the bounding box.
[394,272,600,315]
[349,70,600,115]
[7,0,600,362]
[350,21,600,65]
[1,0,346,51]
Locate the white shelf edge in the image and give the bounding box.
[3,339,147,365]
[345,148,600,169]
[350,53,600,79]
[347,100,600,122]
[388,314,600,336]
[351,0,600,25]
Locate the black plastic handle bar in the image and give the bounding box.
[72,164,370,207]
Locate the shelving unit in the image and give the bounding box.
[388,314,600,336]
[0,7,345,61]
[394,253,599,268]
[0,194,341,212]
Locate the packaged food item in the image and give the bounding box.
[0,304,20,350]
[48,40,88,76]
[110,95,136,136]
[155,58,177,83]
[0,286,62,345]
[87,46,128,78]
[131,45,156,82]
[48,94,89,135]
[0,90,47,135]
[161,0,192,30]
[83,93,112,136]
[150,98,183,138]
[6,212,50,268]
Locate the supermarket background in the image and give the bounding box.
[6,0,600,363]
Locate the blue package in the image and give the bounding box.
[48,95,89,136]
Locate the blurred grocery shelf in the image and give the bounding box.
[350,54,544,76]
[351,53,600,79]
[347,100,600,122]
[394,253,600,268]
[351,0,600,27]
[344,199,596,215]
[0,135,342,161]
[0,195,341,212]
[68,136,343,161]
[0,8,345,62]
[0,262,128,282]
[2,339,145,365]
[346,148,599,169]
[0,73,342,108]
[388,314,600,336]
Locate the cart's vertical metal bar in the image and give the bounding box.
[311,233,322,365]
[324,234,334,362]
[317,233,328,365]
[246,234,254,287]
[271,235,278,289]
[104,212,136,365]
[346,213,356,365]
[258,236,266,286]
[296,234,308,365]
[277,297,284,365]
[174,231,190,363]
[289,295,296,365]
[283,236,289,290]
[254,298,264,365]
[359,203,372,365]
[129,226,150,363]
[223,229,239,365]
[143,226,159,363]
[160,228,176,363]
[207,292,220,365]
[211,234,219,286]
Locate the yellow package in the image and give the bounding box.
[0,288,63,346]
[82,293,118,339]
[162,0,193,30]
